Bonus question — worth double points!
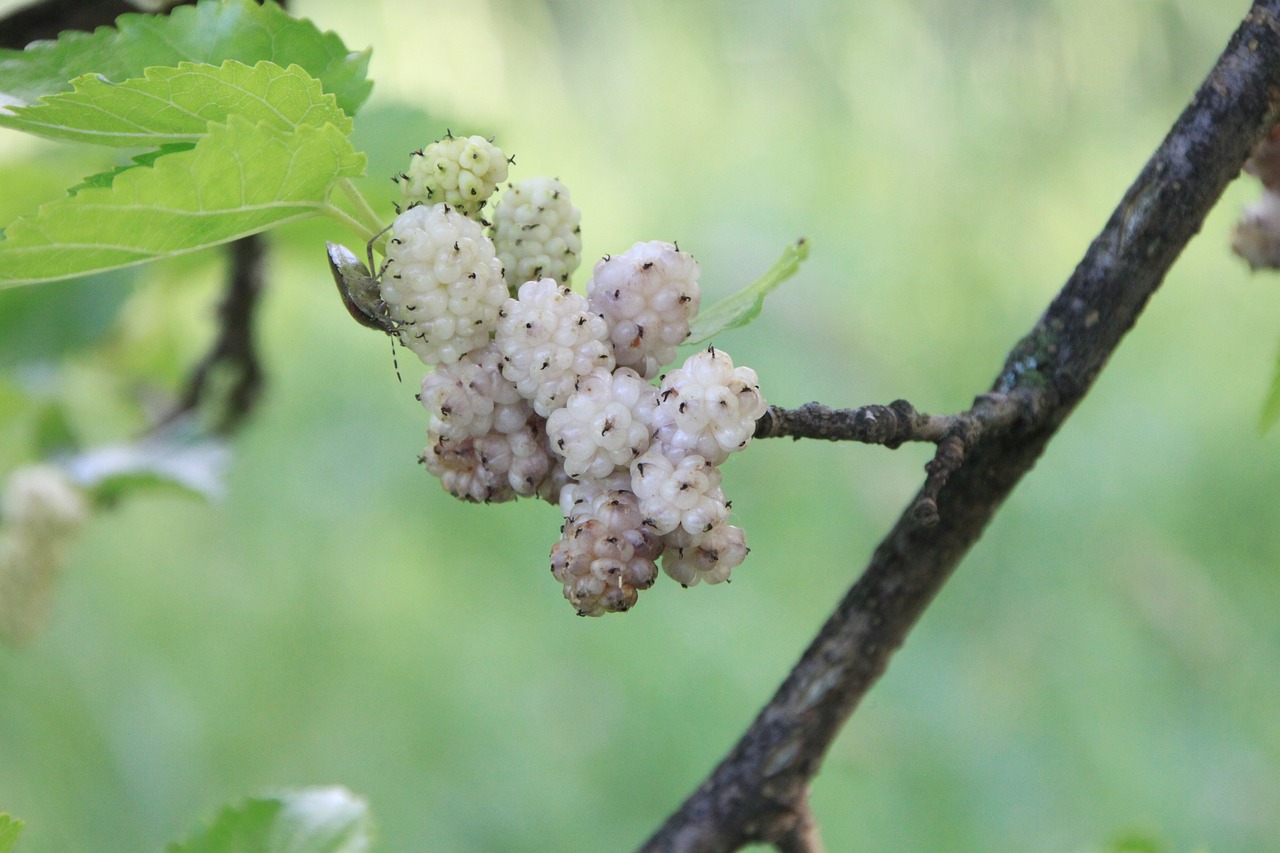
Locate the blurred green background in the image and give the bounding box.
[2,0,1279,850]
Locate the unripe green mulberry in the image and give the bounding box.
[397,134,509,219]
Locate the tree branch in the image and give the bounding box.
[640,3,1280,851]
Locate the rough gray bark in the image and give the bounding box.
[641,3,1280,850]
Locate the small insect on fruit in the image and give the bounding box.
[327,241,395,334]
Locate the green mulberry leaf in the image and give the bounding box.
[66,145,195,195]
[0,0,371,117]
[0,115,365,287]
[0,60,352,147]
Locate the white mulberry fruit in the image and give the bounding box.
[490,177,583,292]
[1,465,88,537]
[420,432,516,504]
[587,241,701,379]
[420,417,553,504]
[0,464,88,646]
[629,444,728,536]
[495,278,614,417]
[652,346,767,465]
[419,345,531,441]
[1233,190,1280,270]
[381,203,507,366]
[661,522,748,587]
[557,469,633,518]
[546,367,657,481]
[551,485,662,616]
[396,134,508,219]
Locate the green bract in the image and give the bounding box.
[687,237,810,345]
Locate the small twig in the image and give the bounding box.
[162,235,267,434]
[773,794,824,853]
[756,391,1034,526]
[753,400,952,446]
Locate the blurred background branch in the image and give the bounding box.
[0,0,193,49]
[160,233,267,434]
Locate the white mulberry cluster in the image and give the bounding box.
[588,241,701,379]
[490,177,583,292]
[381,203,508,366]
[539,345,764,607]
[419,419,552,503]
[1233,192,1280,270]
[418,342,553,503]
[0,465,89,645]
[359,144,769,615]
[396,133,509,219]
[661,523,749,587]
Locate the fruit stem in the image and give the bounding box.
[319,202,375,244]
[337,178,387,234]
